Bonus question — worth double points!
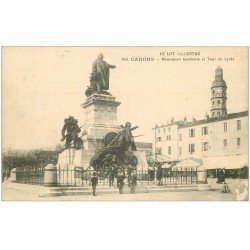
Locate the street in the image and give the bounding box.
[1,178,248,201]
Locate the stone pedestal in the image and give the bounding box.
[57,148,77,169]
[44,164,58,186]
[82,93,121,127]
[81,93,121,151]
[10,168,16,183]
[133,151,148,171]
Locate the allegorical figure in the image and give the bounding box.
[86,53,116,96]
[122,122,137,151]
[61,116,83,149]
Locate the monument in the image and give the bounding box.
[57,53,148,171]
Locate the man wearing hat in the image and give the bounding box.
[91,171,98,196]
[116,169,126,194]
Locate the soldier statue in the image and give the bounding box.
[61,116,83,149]
[85,53,116,97]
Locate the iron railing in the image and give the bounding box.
[13,166,198,186]
[15,166,45,185]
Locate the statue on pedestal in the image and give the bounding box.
[85,53,116,97]
[89,122,138,171]
[61,116,83,149]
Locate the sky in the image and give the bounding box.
[2,47,248,150]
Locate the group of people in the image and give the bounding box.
[90,165,138,196]
[148,162,165,186]
[216,168,226,184]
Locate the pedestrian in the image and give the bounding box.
[91,171,98,196]
[108,166,115,187]
[117,169,126,194]
[156,164,163,186]
[148,166,155,181]
[129,171,137,194]
[127,165,133,187]
[217,168,225,184]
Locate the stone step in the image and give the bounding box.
[51,183,198,190]
[39,184,203,197]
[48,186,197,194]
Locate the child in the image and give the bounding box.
[91,171,98,196]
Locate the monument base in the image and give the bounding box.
[57,148,95,170]
[56,148,149,171]
[132,151,148,171]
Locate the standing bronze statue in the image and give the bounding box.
[61,116,83,149]
[85,53,116,97]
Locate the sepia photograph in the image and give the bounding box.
[2,46,249,201]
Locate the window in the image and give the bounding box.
[202,126,208,135]
[166,135,171,141]
[223,139,227,148]
[202,142,209,151]
[156,147,162,155]
[189,128,195,138]
[179,147,182,155]
[168,146,171,155]
[224,122,227,132]
[157,137,162,142]
[189,144,195,154]
[217,100,220,105]
[168,127,171,132]
[217,112,220,115]
[237,138,241,147]
[237,120,241,130]
[179,134,182,141]
[212,101,215,105]
[163,128,166,133]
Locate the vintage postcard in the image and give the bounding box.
[1,46,249,201]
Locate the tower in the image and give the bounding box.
[210,66,227,117]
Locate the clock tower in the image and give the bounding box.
[210,66,227,117]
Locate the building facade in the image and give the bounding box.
[153,67,248,169]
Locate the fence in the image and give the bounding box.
[13,166,198,187]
[15,166,45,185]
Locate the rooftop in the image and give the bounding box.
[179,111,248,128]
[153,111,248,130]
